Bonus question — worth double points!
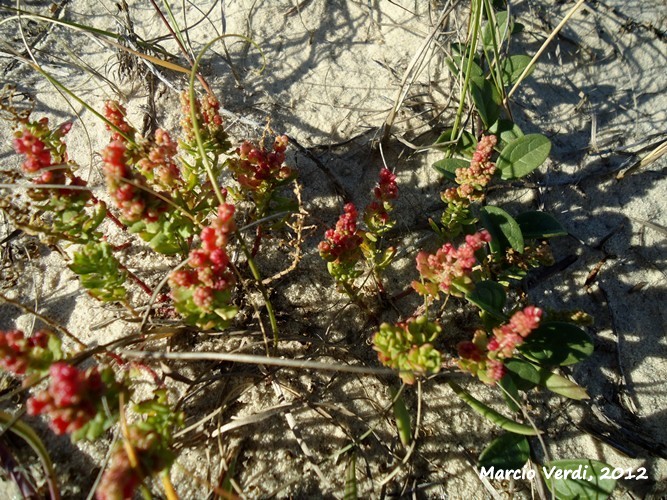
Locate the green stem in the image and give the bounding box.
[450,0,483,144]
[236,231,280,347]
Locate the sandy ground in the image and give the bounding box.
[1,0,666,498]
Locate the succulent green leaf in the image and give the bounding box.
[498,134,551,179]
[478,432,530,470]
[515,211,568,239]
[448,381,540,435]
[539,370,589,400]
[519,322,594,366]
[542,459,616,499]
[390,387,412,448]
[498,374,521,413]
[344,453,358,500]
[480,205,524,254]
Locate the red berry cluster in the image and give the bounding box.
[413,230,491,298]
[102,140,165,223]
[0,330,55,376]
[442,135,497,205]
[104,101,134,142]
[230,135,292,194]
[364,168,398,231]
[27,363,107,435]
[457,306,543,383]
[169,203,237,325]
[13,118,81,199]
[318,203,364,265]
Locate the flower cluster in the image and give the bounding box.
[103,101,135,142]
[318,203,364,284]
[27,363,123,439]
[0,329,61,377]
[458,306,543,383]
[179,92,230,157]
[440,135,497,237]
[228,135,293,213]
[364,168,398,233]
[169,203,238,329]
[373,316,442,384]
[413,230,491,298]
[135,128,181,190]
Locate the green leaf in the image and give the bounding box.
[432,158,469,181]
[489,119,524,147]
[470,77,501,128]
[504,358,540,391]
[515,211,568,239]
[482,11,513,50]
[542,459,616,499]
[467,280,506,318]
[497,134,551,179]
[519,322,594,366]
[480,206,524,253]
[479,432,530,470]
[539,370,589,400]
[448,381,540,435]
[501,55,534,87]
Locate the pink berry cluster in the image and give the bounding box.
[169,203,238,329]
[442,135,497,205]
[457,306,543,383]
[102,101,183,222]
[364,168,398,233]
[26,363,109,435]
[413,230,491,298]
[229,135,292,206]
[135,128,181,190]
[0,329,59,376]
